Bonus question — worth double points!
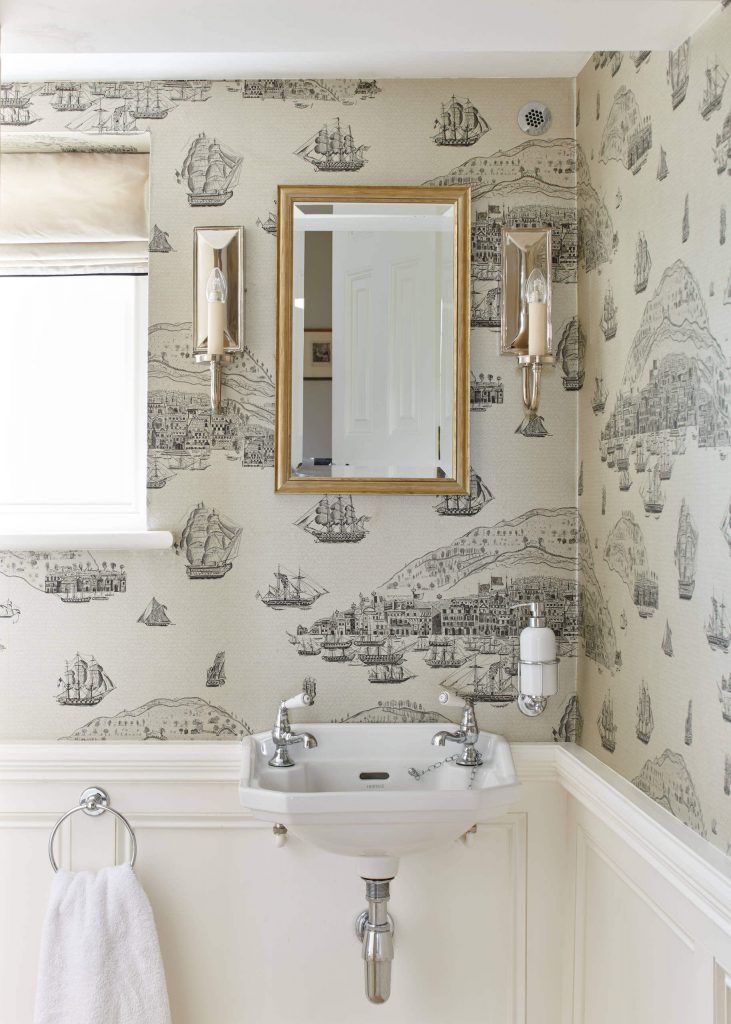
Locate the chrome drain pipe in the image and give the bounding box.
[355,878,395,1004]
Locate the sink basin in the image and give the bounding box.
[240,723,520,877]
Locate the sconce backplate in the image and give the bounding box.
[499,226,553,357]
[193,226,245,355]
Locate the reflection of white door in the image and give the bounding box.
[331,230,439,475]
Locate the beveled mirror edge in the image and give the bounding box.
[274,184,471,495]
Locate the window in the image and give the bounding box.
[0,142,169,546]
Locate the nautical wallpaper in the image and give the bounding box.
[1,7,729,858]
[576,2,731,856]
[0,77,582,746]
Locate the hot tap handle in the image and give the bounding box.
[283,692,314,710]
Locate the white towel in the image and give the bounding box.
[34,864,171,1024]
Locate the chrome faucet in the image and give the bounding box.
[269,687,318,768]
[431,692,482,767]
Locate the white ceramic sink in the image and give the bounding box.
[239,723,520,877]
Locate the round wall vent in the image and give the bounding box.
[517,101,551,136]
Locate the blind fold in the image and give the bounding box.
[0,152,149,274]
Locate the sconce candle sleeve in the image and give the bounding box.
[205,267,227,356]
[527,302,547,357]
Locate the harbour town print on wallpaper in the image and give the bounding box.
[577,4,731,855]
[1,4,729,860]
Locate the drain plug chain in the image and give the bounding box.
[408,756,479,789]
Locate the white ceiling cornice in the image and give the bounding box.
[0,0,720,81]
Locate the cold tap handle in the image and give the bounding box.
[283,692,314,710]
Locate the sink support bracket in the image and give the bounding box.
[355,878,395,1004]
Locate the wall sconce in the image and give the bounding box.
[500,227,554,428]
[512,601,559,717]
[193,227,244,412]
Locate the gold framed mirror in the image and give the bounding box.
[275,185,471,494]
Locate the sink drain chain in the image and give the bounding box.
[408,755,479,789]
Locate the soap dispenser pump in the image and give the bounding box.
[513,601,559,717]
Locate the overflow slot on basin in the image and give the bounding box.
[359,772,390,781]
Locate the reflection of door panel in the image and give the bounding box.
[332,230,438,473]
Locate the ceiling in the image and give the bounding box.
[0,0,720,80]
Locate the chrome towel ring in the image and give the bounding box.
[48,786,137,873]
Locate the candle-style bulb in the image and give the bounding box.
[206,267,227,304]
[525,267,547,304]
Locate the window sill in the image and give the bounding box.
[0,531,174,551]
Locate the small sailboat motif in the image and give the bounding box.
[294,495,369,542]
[138,597,173,627]
[0,600,20,622]
[356,637,404,667]
[147,455,172,490]
[149,225,173,253]
[721,206,727,246]
[599,287,617,340]
[685,700,693,745]
[633,52,651,70]
[67,96,137,133]
[682,194,689,243]
[615,186,623,209]
[0,84,40,125]
[424,636,466,669]
[177,133,242,207]
[658,441,674,481]
[619,469,632,492]
[700,58,728,120]
[320,634,355,663]
[596,91,600,120]
[51,84,90,112]
[597,691,617,753]
[131,84,169,119]
[634,232,652,293]
[656,147,668,180]
[432,95,489,146]
[641,464,665,515]
[258,567,327,610]
[257,210,277,236]
[296,637,321,656]
[620,610,627,631]
[368,663,415,684]
[602,486,607,517]
[180,503,242,580]
[455,655,517,706]
[435,468,492,516]
[57,654,115,707]
[675,499,698,599]
[668,39,690,109]
[718,676,731,722]
[616,444,629,472]
[578,462,584,497]
[634,439,647,473]
[296,118,368,171]
[470,284,501,328]
[592,377,608,414]
[206,651,226,688]
[661,620,673,657]
[706,593,730,653]
[636,681,654,744]
[168,453,195,470]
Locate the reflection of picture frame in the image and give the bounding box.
[304,329,332,379]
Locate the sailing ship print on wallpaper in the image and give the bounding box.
[706,593,730,653]
[553,695,583,742]
[599,286,617,340]
[591,377,608,414]
[0,83,40,126]
[62,697,251,742]
[138,598,173,627]
[206,651,226,688]
[636,681,654,744]
[555,316,586,390]
[176,134,242,206]
[295,119,368,171]
[0,600,20,624]
[258,568,328,610]
[294,496,370,542]
[434,468,493,517]
[149,224,174,253]
[668,39,691,110]
[661,620,673,658]
[178,504,242,580]
[718,675,731,723]
[597,691,617,753]
[675,499,698,599]
[432,95,490,146]
[599,86,653,173]
[57,654,115,707]
[700,58,728,120]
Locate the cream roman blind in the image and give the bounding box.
[0,151,149,274]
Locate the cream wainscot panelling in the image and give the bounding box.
[576,3,731,859]
[0,77,586,746]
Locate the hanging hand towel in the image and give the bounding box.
[34,863,171,1024]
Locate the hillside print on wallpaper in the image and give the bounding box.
[577,2,731,857]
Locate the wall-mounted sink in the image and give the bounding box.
[240,723,520,879]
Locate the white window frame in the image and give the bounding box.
[0,274,170,550]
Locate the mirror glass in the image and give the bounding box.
[290,201,456,480]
